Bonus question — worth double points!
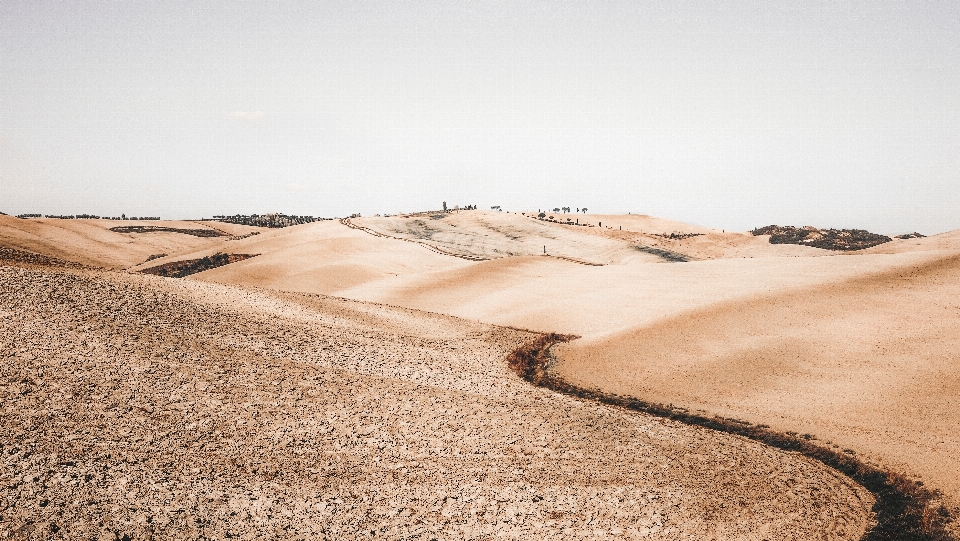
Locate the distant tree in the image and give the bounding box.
[537,212,546,219]
[581,208,588,213]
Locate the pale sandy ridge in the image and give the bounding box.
[554,250,960,510]
[186,211,960,519]
[0,215,263,269]
[3,211,958,537]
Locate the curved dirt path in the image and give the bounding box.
[0,264,873,540]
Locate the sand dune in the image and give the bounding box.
[357,211,836,263]
[0,215,261,269]
[356,211,660,265]
[340,250,940,339]
[0,265,873,539]
[3,211,959,537]
[554,252,960,506]
[161,220,472,295]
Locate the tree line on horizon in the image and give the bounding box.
[207,214,330,228]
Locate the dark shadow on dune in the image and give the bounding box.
[506,333,955,541]
[633,245,694,262]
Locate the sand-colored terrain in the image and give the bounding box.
[131,220,473,294]
[355,211,829,263]
[0,215,262,270]
[205,214,960,506]
[553,251,960,505]
[0,262,874,539]
[3,210,959,538]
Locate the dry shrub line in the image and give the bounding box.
[109,225,227,238]
[751,225,892,251]
[633,245,694,263]
[139,253,258,278]
[506,333,955,541]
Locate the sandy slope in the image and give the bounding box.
[554,252,960,507]
[860,229,960,254]
[0,215,261,269]
[0,264,873,540]
[357,211,833,262]
[150,220,473,294]
[340,251,939,336]
[185,211,960,514]
[356,212,660,265]
[4,212,959,535]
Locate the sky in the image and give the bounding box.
[2,1,959,234]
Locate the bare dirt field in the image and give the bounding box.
[0,263,873,540]
[3,210,959,539]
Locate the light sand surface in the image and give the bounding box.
[4,212,959,537]
[158,220,473,294]
[861,229,960,254]
[358,211,835,262]
[0,264,873,540]
[356,211,662,264]
[189,212,960,516]
[340,251,941,337]
[0,215,262,269]
[554,252,960,507]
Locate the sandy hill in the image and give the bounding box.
[354,210,831,263]
[0,214,262,269]
[3,211,959,537]
[554,251,960,507]
[339,249,936,337]
[131,220,473,295]
[860,228,960,255]
[0,264,872,540]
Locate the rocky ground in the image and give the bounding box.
[0,263,873,540]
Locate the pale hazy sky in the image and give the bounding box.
[2,1,959,233]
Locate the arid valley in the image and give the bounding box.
[2,210,958,540]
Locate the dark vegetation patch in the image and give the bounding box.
[506,334,955,541]
[634,245,693,262]
[207,214,326,228]
[139,253,258,278]
[655,232,704,240]
[110,225,227,238]
[0,247,88,269]
[10,213,162,220]
[143,254,167,263]
[897,233,927,240]
[752,225,891,251]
